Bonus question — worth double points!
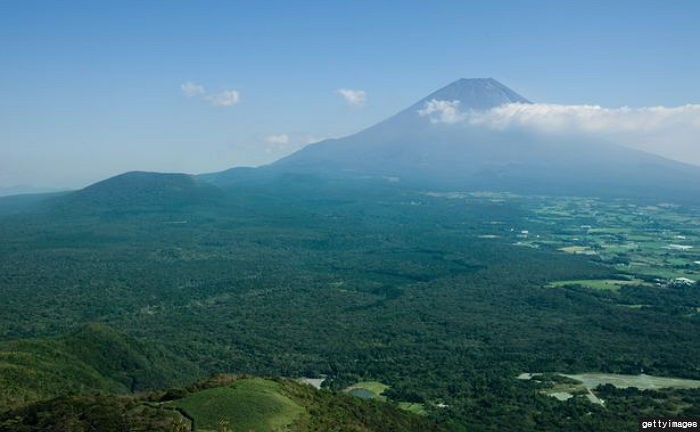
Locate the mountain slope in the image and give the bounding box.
[204,78,533,188]
[0,376,446,432]
[207,78,700,200]
[270,77,533,174]
[0,323,198,412]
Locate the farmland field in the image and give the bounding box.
[546,279,651,291]
[563,373,700,390]
[519,372,700,407]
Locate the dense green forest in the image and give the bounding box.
[0,176,699,430]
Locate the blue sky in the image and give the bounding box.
[1,0,699,190]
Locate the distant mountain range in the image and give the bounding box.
[4,78,700,209]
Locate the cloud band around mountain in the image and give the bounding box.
[419,99,700,165]
[417,99,466,123]
[468,102,700,133]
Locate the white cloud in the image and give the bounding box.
[205,90,241,107]
[337,88,367,106]
[181,82,241,107]
[420,101,700,165]
[418,99,466,124]
[265,134,290,145]
[180,81,205,97]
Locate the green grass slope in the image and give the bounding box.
[174,377,304,431]
[0,323,198,412]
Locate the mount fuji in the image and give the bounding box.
[207,78,700,200]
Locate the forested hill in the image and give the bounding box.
[0,323,199,412]
[54,171,223,214]
[0,323,446,431]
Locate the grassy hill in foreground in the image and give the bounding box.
[0,323,199,412]
[173,377,305,431]
[0,375,446,432]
